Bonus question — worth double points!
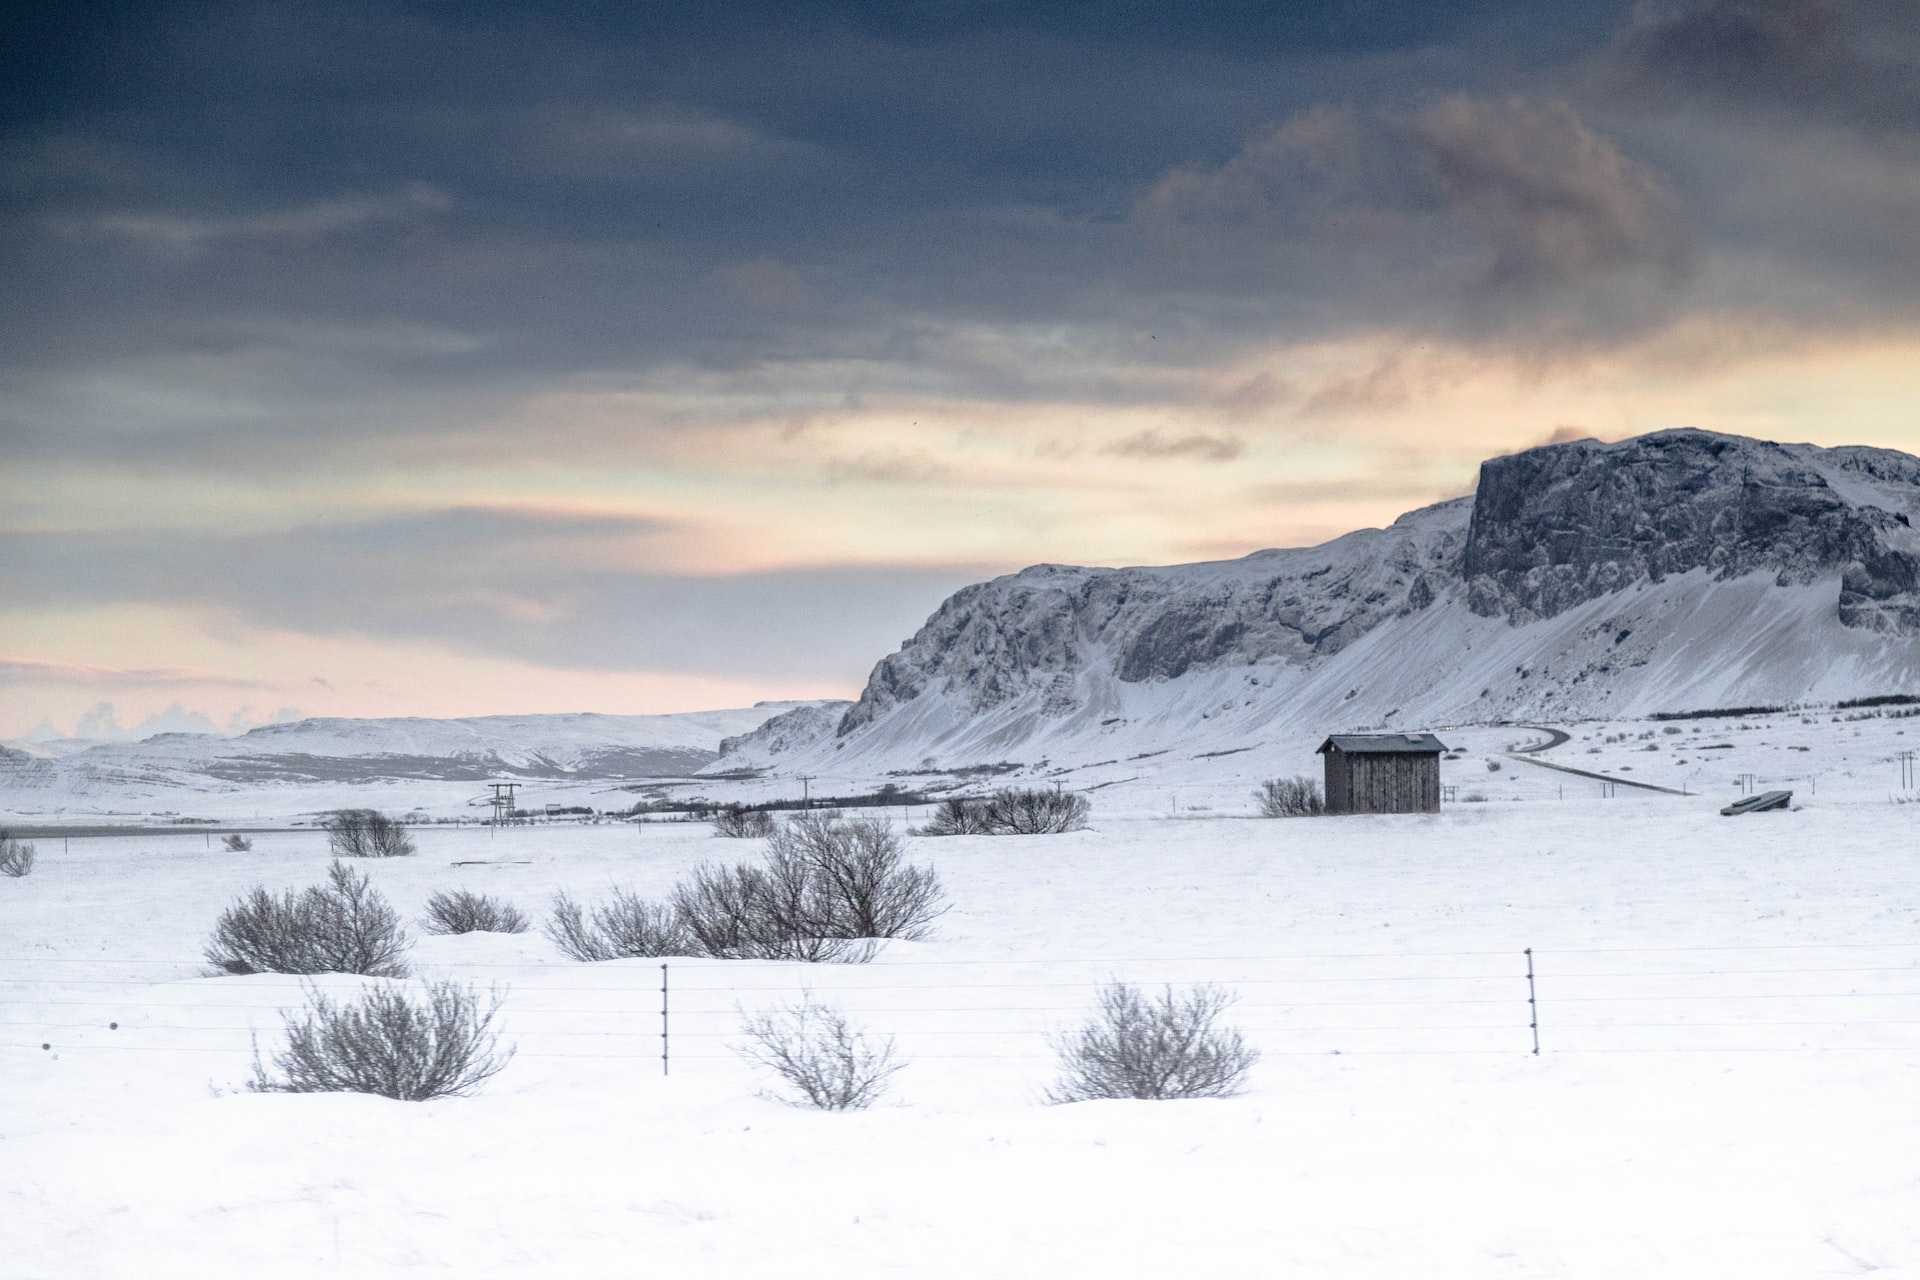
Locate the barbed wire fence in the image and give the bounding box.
[7,940,1920,1082]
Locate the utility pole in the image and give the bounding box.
[487,782,518,830]
[798,774,814,809]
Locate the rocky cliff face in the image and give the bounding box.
[1463,431,1920,631]
[718,430,1920,774]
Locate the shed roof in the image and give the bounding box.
[1316,733,1448,755]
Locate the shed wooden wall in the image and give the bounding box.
[1323,750,1440,815]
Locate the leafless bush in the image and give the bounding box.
[670,861,781,958]
[222,834,254,852]
[549,815,940,966]
[712,805,776,838]
[250,980,512,1100]
[1254,776,1324,817]
[917,796,994,836]
[423,889,529,935]
[984,788,1091,834]
[323,809,416,858]
[206,860,411,977]
[546,888,689,960]
[1047,983,1258,1103]
[672,813,940,962]
[772,812,944,941]
[1484,759,1503,773]
[672,860,875,962]
[735,995,901,1109]
[0,832,36,877]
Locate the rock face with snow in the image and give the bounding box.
[1462,431,1920,631]
[710,701,853,772]
[724,429,1920,774]
[838,497,1466,737]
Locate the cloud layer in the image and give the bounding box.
[0,509,987,680]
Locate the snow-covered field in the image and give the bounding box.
[6,710,1920,1277]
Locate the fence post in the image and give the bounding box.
[661,962,670,1077]
[1525,947,1540,1056]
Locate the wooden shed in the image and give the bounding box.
[1316,733,1448,815]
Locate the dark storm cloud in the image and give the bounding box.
[1600,0,1920,130]
[1136,95,1695,341]
[0,1,1643,464]
[5,0,1920,482]
[0,508,990,681]
[1582,0,1920,323]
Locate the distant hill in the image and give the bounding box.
[0,704,813,796]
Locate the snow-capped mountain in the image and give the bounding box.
[2,704,812,800]
[717,430,1920,774]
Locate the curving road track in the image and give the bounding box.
[1509,726,1572,754]
[1501,723,1690,795]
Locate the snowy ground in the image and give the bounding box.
[7,702,1914,826]
[5,710,1920,1277]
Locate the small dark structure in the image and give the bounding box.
[1720,790,1791,816]
[1316,733,1448,815]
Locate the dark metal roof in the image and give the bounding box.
[1720,789,1792,816]
[1317,733,1448,755]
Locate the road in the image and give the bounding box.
[1509,726,1572,753]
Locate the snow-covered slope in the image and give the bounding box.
[707,701,855,773]
[1,704,814,803]
[720,430,1920,774]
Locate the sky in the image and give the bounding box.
[4,0,1920,740]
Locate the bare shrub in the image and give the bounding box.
[670,862,778,958]
[712,804,776,838]
[546,888,689,960]
[323,809,416,858]
[551,815,940,966]
[671,860,875,963]
[985,787,1091,834]
[735,995,901,1110]
[772,812,944,941]
[918,796,993,836]
[1484,759,1503,773]
[671,813,939,962]
[250,980,512,1100]
[423,889,529,935]
[222,834,254,852]
[1254,776,1324,817]
[1047,982,1258,1103]
[0,832,36,877]
[206,860,411,977]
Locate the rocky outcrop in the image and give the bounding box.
[712,701,852,769]
[1463,430,1920,629]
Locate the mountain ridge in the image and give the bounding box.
[713,429,1920,774]
[1,704,815,796]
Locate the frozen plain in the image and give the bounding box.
[4,715,1920,1278]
